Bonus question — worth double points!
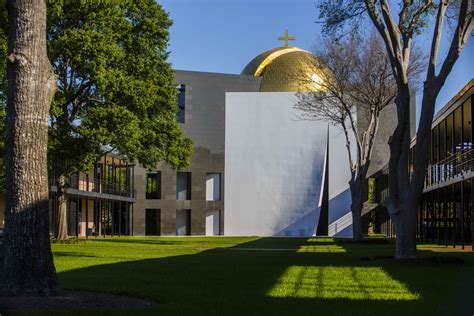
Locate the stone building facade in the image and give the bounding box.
[131,70,261,236]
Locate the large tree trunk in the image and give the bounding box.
[385,85,416,259]
[55,175,68,240]
[390,201,418,259]
[388,87,438,259]
[0,0,58,296]
[350,176,366,241]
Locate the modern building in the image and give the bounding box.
[417,80,473,248]
[131,37,403,237]
[364,79,473,249]
[49,153,136,238]
[1,32,419,240]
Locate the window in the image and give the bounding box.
[446,113,454,156]
[146,172,161,199]
[439,120,446,160]
[432,125,439,163]
[454,106,462,152]
[176,209,191,236]
[176,84,185,123]
[145,209,161,236]
[206,173,221,201]
[176,172,191,200]
[463,98,471,150]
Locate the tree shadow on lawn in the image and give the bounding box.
[82,236,257,247]
[49,238,474,316]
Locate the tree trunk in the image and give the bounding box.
[55,175,68,240]
[350,177,365,241]
[386,85,416,259]
[390,201,418,259]
[0,0,59,296]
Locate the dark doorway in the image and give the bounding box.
[145,208,161,236]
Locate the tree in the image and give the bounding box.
[0,0,193,239]
[317,0,473,258]
[295,34,399,240]
[0,0,59,296]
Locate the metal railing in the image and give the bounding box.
[425,148,473,188]
[328,212,352,236]
[49,173,136,198]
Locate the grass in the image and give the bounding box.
[33,237,474,315]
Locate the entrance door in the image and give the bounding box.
[206,210,220,236]
[145,209,161,236]
[176,209,191,236]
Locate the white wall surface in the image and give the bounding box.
[224,92,353,237]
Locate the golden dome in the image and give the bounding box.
[241,46,326,92]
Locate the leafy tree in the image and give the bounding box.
[47,0,193,239]
[317,0,473,258]
[1,0,59,296]
[0,0,193,239]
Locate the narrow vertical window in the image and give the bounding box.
[206,173,221,201]
[146,172,161,199]
[463,98,471,150]
[176,172,191,200]
[176,84,185,123]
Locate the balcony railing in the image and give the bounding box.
[49,173,136,198]
[425,148,473,188]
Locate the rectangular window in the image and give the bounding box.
[145,209,161,236]
[439,120,446,160]
[176,84,185,123]
[206,173,221,201]
[146,172,161,199]
[176,209,191,236]
[446,113,454,156]
[454,106,462,152]
[432,125,439,163]
[463,98,471,150]
[176,172,191,200]
[205,210,220,236]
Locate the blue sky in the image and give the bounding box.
[160,0,473,117]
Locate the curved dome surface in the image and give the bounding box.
[241,46,326,92]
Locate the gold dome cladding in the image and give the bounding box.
[241,46,327,92]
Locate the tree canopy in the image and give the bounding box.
[0,0,192,186]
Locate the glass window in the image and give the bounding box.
[432,125,439,163]
[439,120,446,160]
[463,98,471,150]
[145,209,161,236]
[176,172,191,200]
[454,106,462,152]
[446,113,454,156]
[176,209,191,235]
[146,172,161,199]
[206,173,221,201]
[176,84,185,123]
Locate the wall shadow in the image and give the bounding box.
[48,238,473,316]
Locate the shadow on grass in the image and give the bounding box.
[46,238,474,316]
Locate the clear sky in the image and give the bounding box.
[159,0,473,117]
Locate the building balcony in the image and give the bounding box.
[424,148,473,191]
[49,173,136,202]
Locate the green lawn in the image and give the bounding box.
[43,237,474,315]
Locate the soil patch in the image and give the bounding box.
[0,290,157,313]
